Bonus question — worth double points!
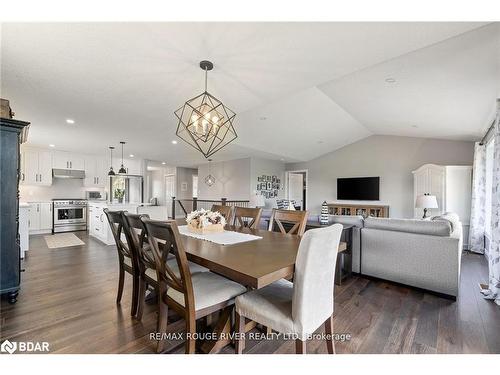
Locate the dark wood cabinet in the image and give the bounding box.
[0,117,30,303]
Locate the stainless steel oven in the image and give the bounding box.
[52,199,87,233]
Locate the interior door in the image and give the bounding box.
[288,173,304,209]
[165,174,175,218]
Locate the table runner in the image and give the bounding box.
[178,225,262,245]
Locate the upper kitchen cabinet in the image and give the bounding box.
[112,156,143,175]
[53,150,84,170]
[21,148,53,186]
[84,155,107,187]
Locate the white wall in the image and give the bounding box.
[286,135,474,218]
[197,158,251,201]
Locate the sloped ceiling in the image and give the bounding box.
[1,22,497,166]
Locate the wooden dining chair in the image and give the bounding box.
[122,213,209,321]
[103,209,139,316]
[141,218,246,353]
[211,204,233,225]
[233,207,263,229]
[234,224,343,354]
[268,208,308,236]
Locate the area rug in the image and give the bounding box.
[44,233,85,249]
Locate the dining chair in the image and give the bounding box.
[211,204,233,225]
[234,223,343,354]
[268,208,308,236]
[141,218,247,353]
[233,207,263,229]
[103,209,139,316]
[122,212,209,321]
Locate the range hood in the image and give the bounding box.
[52,168,86,179]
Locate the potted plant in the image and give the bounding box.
[114,188,125,203]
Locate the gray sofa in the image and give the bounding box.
[361,214,462,298]
[259,210,462,298]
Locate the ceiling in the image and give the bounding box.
[1,22,498,166]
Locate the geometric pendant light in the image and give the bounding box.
[174,60,237,159]
[108,146,116,176]
[118,141,127,174]
[204,159,216,187]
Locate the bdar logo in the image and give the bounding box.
[1,339,17,354]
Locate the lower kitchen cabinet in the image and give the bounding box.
[88,202,138,245]
[28,202,53,234]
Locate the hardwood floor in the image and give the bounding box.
[1,232,498,354]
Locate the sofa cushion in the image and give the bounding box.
[431,212,460,232]
[364,217,451,237]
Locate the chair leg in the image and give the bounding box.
[235,312,245,354]
[324,313,336,354]
[116,266,124,304]
[131,273,139,316]
[156,299,168,353]
[295,339,306,354]
[185,316,197,354]
[135,276,147,320]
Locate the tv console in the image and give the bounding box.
[327,203,389,218]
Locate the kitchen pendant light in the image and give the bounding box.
[174,60,237,159]
[118,141,127,174]
[108,146,116,176]
[204,159,216,187]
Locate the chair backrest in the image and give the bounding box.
[268,209,308,236]
[233,207,262,229]
[292,224,343,335]
[141,218,195,314]
[122,212,154,271]
[103,209,135,264]
[211,204,233,225]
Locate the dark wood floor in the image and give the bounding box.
[1,232,499,354]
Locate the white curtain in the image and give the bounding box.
[481,113,500,306]
[469,142,487,253]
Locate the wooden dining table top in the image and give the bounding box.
[176,221,347,289]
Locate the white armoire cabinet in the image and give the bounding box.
[412,164,472,248]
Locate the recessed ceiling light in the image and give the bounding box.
[411,125,419,128]
[161,162,166,165]
[129,154,134,158]
[49,144,55,148]
[385,78,396,83]
[280,158,285,161]
[317,140,324,144]
[66,119,75,124]
[172,140,178,144]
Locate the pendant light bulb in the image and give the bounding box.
[118,141,127,174]
[108,146,116,176]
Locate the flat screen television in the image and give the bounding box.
[337,177,380,200]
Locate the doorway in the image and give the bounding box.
[286,170,307,210]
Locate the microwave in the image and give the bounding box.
[85,191,107,200]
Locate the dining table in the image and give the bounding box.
[174,219,347,353]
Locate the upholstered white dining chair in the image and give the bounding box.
[234,223,343,354]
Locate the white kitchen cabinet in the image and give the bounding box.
[28,202,53,233]
[21,149,53,186]
[84,156,107,187]
[113,156,142,175]
[88,202,138,245]
[53,151,85,170]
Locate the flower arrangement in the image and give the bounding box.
[186,209,226,234]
